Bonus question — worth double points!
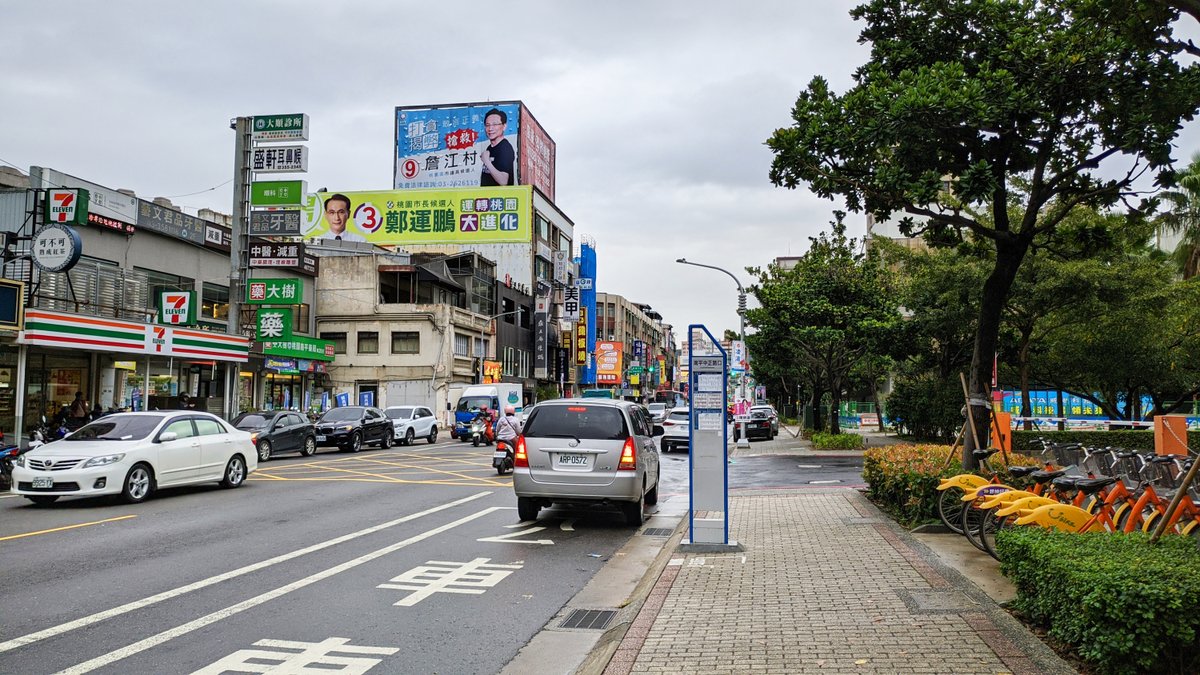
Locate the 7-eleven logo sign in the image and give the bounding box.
[151,326,168,352]
[159,291,194,326]
[47,189,79,223]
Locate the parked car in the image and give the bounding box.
[9,411,256,505]
[513,398,662,526]
[233,410,317,461]
[384,405,438,445]
[314,406,393,452]
[647,403,668,424]
[733,406,775,441]
[660,407,690,453]
[751,405,779,438]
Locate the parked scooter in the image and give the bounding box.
[493,439,514,475]
[1,430,44,490]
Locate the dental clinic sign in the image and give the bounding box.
[158,291,197,326]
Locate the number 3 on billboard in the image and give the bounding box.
[355,202,380,233]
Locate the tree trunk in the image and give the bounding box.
[830,388,842,435]
[1019,336,1033,431]
[964,238,1028,470]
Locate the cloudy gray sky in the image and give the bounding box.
[2,1,1197,342]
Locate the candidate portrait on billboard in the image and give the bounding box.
[395,103,522,190]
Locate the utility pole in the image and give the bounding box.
[227,117,251,420]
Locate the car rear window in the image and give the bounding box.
[667,411,689,422]
[524,405,629,440]
[234,414,270,428]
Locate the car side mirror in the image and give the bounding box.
[653,425,665,437]
[158,431,178,443]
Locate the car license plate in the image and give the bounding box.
[32,477,53,489]
[558,453,588,466]
[316,435,326,442]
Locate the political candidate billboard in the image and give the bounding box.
[394,102,556,199]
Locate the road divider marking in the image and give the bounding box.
[477,525,554,545]
[0,491,491,656]
[0,515,137,542]
[58,505,507,674]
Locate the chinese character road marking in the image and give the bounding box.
[478,525,554,545]
[193,637,398,674]
[47,502,499,674]
[378,558,522,606]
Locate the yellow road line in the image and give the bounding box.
[0,515,137,543]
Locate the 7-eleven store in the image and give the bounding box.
[11,309,248,442]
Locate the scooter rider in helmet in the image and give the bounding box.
[495,405,523,444]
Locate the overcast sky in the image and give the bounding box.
[2,1,1197,344]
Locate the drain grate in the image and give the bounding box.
[641,527,674,537]
[560,609,617,630]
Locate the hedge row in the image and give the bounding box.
[811,432,865,450]
[1011,429,1200,454]
[997,528,1200,675]
[862,444,1039,527]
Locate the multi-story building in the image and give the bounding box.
[593,292,668,398]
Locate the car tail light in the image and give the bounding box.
[662,420,675,426]
[618,437,637,471]
[514,435,528,468]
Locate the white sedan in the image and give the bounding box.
[10,411,257,506]
[383,405,439,445]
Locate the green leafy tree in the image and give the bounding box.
[767,0,1200,467]
[745,214,900,434]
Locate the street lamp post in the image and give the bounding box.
[479,309,523,385]
[675,258,751,448]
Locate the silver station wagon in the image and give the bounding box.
[512,399,662,526]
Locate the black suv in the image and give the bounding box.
[315,406,393,452]
[233,410,317,461]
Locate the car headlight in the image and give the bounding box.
[14,454,26,468]
[249,432,259,442]
[341,424,355,431]
[83,454,126,468]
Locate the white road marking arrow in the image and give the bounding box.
[477,526,554,545]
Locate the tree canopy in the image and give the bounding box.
[768,0,1200,465]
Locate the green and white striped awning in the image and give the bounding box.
[20,309,248,362]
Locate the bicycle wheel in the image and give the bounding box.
[980,508,1011,560]
[937,487,968,535]
[961,500,991,553]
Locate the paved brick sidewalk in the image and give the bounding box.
[602,488,1076,675]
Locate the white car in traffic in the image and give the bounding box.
[660,407,690,453]
[10,411,256,506]
[384,405,439,445]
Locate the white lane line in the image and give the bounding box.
[0,491,490,655]
[58,506,506,674]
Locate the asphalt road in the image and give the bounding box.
[0,436,864,674]
[0,438,649,674]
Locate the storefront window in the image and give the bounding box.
[0,346,16,439]
[202,283,229,322]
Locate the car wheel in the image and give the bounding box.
[427,426,438,444]
[380,432,393,449]
[300,436,317,457]
[348,431,362,453]
[517,497,540,522]
[220,455,247,488]
[645,469,660,506]
[622,486,646,526]
[122,463,154,504]
[27,495,59,506]
[257,439,272,462]
[405,428,415,446]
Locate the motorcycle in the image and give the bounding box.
[0,431,44,491]
[492,439,514,475]
[469,417,493,447]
